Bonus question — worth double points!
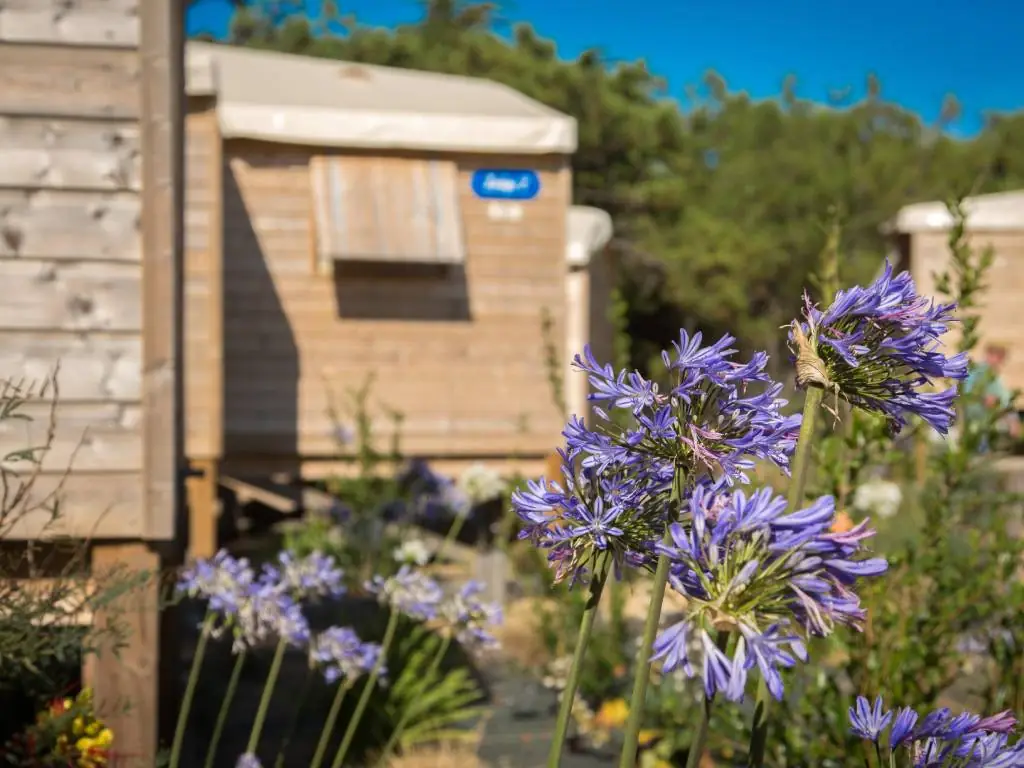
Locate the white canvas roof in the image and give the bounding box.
[566,206,613,267]
[185,41,577,155]
[889,190,1024,233]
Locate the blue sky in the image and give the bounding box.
[186,0,1024,136]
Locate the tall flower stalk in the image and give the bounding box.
[168,610,215,768]
[205,650,246,768]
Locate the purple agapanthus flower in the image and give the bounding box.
[438,580,503,650]
[511,333,801,584]
[848,696,1022,767]
[570,334,801,482]
[366,565,444,621]
[510,451,668,584]
[177,549,258,618]
[230,582,311,653]
[651,483,886,702]
[790,261,969,435]
[260,550,346,601]
[309,626,385,685]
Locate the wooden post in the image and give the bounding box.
[186,458,219,559]
[88,542,163,767]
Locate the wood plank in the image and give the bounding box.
[0,258,141,331]
[89,542,161,768]
[0,402,142,473]
[138,0,184,542]
[0,188,140,261]
[0,0,139,48]
[0,44,139,119]
[0,332,140,401]
[1,471,143,539]
[0,116,140,191]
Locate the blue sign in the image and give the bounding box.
[470,169,541,201]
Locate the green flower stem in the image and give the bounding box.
[274,666,315,768]
[747,386,823,767]
[376,632,453,766]
[246,638,289,754]
[169,610,215,768]
[684,631,730,768]
[204,649,246,768]
[548,550,613,768]
[618,467,686,768]
[331,610,401,768]
[435,513,468,564]
[310,681,352,768]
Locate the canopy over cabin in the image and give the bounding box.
[887,190,1024,397]
[182,42,587,550]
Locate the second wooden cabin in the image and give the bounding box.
[183,42,615,554]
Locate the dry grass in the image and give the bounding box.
[387,744,488,768]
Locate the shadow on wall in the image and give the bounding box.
[331,260,472,322]
[221,163,300,477]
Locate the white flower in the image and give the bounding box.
[852,478,903,519]
[456,462,506,506]
[393,538,433,566]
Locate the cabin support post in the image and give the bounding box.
[87,542,164,767]
[186,458,219,558]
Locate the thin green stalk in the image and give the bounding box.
[747,386,823,767]
[169,610,215,768]
[274,666,316,768]
[310,681,352,768]
[548,550,612,768]
[435,512,468,564]
[376,632,453,765]
[618,468,686,768]
[332,610,401,768]
[204,649,247,768]
[684,631,730,768]
[247,638,289,753]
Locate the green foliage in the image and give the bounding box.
[0,374,149,744]
[384,624,486,753]
[210,1,1024,369]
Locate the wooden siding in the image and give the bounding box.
[0,1,181,541]
[184,100,222,458]
[912,230,1024,396]
[219,141,570,460]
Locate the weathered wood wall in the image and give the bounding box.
[0,7,145,538]
[911,230,1024,394]
[214,141,570,471]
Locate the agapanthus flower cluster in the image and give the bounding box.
[457,462,507,505]
[176,549,352,653]
[849,696,1023,767]
[437,580,503,650]
[651,484,887,702]
[177,549,258,618]
[309,626,385,685]
[260,550,346,601]
[790,261,969,435]
[366,565,444,621]
[511,333,801,583]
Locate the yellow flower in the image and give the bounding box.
[594,697,629,730]
[638,729,662,746]
[86,720,101,737]
[63,698,74,710]
[73,716,85,735]
[95,728,113,748]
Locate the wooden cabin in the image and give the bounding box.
[0,0,185,762]
[182,42,582,552]
[889,190,1024,399]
